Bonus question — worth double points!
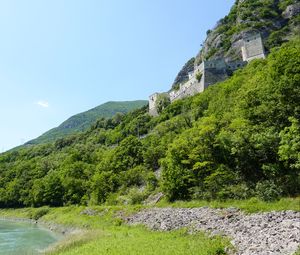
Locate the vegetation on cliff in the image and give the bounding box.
[0,39,299,207]
[173,0,300,94]
[195,0,300,62]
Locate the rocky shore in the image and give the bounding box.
[126,207,300,255]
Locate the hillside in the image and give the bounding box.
[27,100,147,145]
[0,38,299,207]
[0,0,299,209]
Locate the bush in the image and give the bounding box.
[279,0,295,11]
[31,207,50,220]
[121,166,147,188]
[217,183,254,200]
[205,48,218,60]
[90,171,118,204]
[196,72,203,82]
[255,180,282,202]
[127,187,148,205]
[156,94,171,114]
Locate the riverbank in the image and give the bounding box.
[0,197,299,255]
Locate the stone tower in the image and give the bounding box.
[149,93,159,116]
[241,33,266,62]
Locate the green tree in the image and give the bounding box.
[279,117,300,170]
[156,94,171,114]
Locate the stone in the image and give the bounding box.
[126,208,300,255]
[80,208,98,216]
[143,192,164,206]
[283,3,300,19]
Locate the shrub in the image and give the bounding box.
[279,0,295,11]
[217,183,254,200]
[31,207,50,220]
[156,94,171,114]
[196,72,203,82]
[127,187,148,205]
[205,48,218,60]
[121,166,147,188]
[255,180,282,202]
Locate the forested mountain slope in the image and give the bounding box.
[27,100,147,145]
[0,39,299,207]
[1,0,300,208]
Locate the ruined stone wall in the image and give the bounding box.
[203,68,228,89]
[242,33,265,62]
[148,34,266,115]
[149,93,159,116]
[167,58,247,103]
[169,76,203,102]
[226,60,247,70]
[203,59,227,70]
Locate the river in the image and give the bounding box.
[0,219,61,255]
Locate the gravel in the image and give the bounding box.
[126,207,300,255]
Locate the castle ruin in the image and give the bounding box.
[149,32,266,116]
[242,33,266,62]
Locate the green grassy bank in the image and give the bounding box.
[0,198,299,255]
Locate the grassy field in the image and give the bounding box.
[0,197,299,255]
[47,228,230,255]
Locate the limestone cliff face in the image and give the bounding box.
[173,0,299,91]
[172,58,195,89]
[283,2,300,18]
[194,0,300,64]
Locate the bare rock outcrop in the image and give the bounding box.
[283,3,300,19]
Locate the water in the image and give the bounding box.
[0,219,61,255]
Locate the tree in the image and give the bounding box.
[90,171,118,204]
[279,117,300,170]
[156,94,171,114]
[31,172,64,207]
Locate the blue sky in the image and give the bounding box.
[0,0,235,151]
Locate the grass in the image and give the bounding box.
[47,228,230,255]
[0,197,299,255]
[157,197,300,213]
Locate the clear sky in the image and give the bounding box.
[0,0,235,152]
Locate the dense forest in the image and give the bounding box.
[0,39,299,207]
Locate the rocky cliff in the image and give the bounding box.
[174,0,300,80]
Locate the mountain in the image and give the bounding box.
[173,0,300,85]
[27,100,147,145]
[0,0,299,208]
[198,0,300,62]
